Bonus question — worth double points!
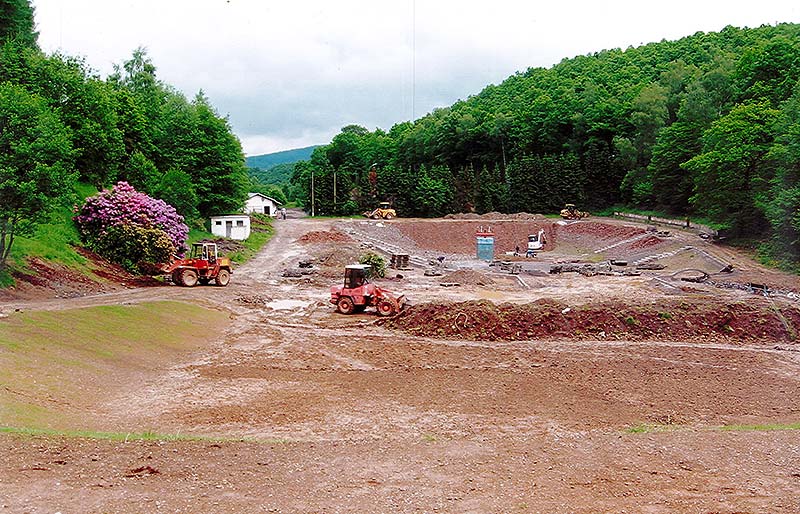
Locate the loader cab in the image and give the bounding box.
[191,242,218,263]
[378,202,392,210]
[344,264,371,289]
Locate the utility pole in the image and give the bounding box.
[311,168,315,217]
[333,169,337,212]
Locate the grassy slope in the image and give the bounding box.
[0,183,97,287]
[2,183,275,287]
[0,301,229,431]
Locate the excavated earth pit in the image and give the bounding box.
[5,215,800,513]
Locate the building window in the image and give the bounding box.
[236,220,244,227]
[215,221,222,226]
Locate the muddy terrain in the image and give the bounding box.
[2,214,800,513]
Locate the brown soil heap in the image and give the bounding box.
[441,269,496,286]
[379,298,800,343]
[297,230,353,244]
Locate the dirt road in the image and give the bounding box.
[2,215,800,513]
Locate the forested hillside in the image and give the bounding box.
[246,147,320,205]
[246,146,319,170]
[0,0,250,271]
[292,23,800,266]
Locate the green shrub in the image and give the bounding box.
[624,315,640,327]
[359,252,386,278]
[92,224,175,273]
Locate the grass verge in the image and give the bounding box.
[718,422,800,432]
[0,426,290,444]
[625,421,800,434]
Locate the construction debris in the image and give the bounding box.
[549,261,640,277]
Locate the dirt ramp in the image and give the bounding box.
[380,298,800,343]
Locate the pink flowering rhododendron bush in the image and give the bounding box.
[74,182,189,273]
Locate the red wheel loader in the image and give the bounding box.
[162,242,232,287]
[330,264,406,316]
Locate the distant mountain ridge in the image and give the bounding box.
[245,145,319,169]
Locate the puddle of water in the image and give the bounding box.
[266,299,313,310]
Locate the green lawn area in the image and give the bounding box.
[0,301,229,431]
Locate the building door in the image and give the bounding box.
[226,221,232,238]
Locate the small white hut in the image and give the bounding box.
[210,214,251,240]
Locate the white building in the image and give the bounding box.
[210,214,251,240]
[244,192,282,216]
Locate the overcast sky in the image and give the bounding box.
[32,1,800,156]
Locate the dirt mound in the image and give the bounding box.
[445,212,545,220]
[627,235,667,251]
[297,230,353,244]
[441,269,496,286]
[559,221,645,241]
[379,298,800,343]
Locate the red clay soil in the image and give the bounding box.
[379,298,800,343]
[297,230,353,244]
[559,221,645,240]
[626,234,667,251]
[1,252,160,301]
[398,220,555,255]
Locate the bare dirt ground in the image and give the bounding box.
[2,213,800,513]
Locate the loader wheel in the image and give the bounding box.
[384,213,395,219]
[337,296,355,314]
[371,213,381,219]
[172,270,185,286]
[377,299,396,317]
[215,269,231,286]
[181,269,199,287]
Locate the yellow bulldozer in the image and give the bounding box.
[363,202,397,220]
[560,203,589,220]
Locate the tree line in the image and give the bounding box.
[291,23,800,266]
[0,0,249,268]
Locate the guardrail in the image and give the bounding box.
[613,212,718,236]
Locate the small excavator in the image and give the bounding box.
[330,264,406,316]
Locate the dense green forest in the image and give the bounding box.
[0,0,250,269]
[292,23,800,266]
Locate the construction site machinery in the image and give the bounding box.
[560,203,589,220]
[162,242,232,287]
[363,202,397,220]
[526,229,547,257]
[330,264,406,316]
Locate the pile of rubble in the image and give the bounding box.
[549,261,641,277]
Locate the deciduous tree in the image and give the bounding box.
[0,83,74,268]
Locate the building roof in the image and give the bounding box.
[247,192,282,205]
[210,214,251,219]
